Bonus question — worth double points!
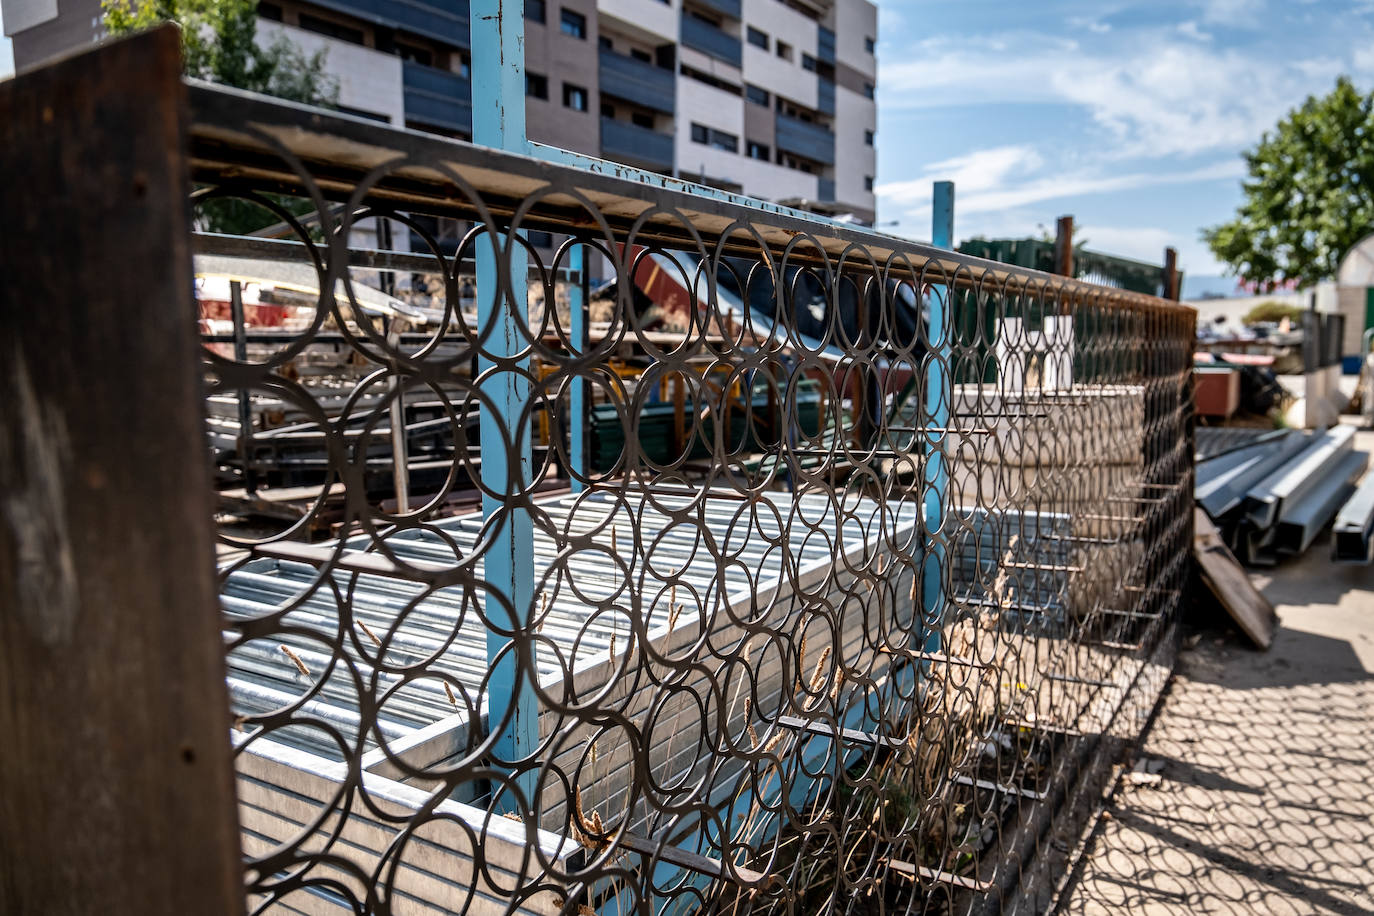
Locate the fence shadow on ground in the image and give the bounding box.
[1058,631,1374,915]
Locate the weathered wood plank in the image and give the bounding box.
[1193,508,1277,650]
[0,28,245,916]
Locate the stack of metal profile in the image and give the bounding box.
[1195,425,1372,565]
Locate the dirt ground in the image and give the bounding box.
[1058,424,1374,915]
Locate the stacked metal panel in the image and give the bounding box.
[1195,425,1371,565]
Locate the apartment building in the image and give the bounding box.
[3,0,877,220]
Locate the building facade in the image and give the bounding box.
[3,0,876,220]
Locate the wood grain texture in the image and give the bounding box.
[1193,509,1277,650]
[0,27,246,916]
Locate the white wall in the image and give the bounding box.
[739,0,815,106]
[1,0,57,36]
[258,21,404,125]
[832,84,874,212]
[599,0,678,42]
[832,0,875,78]
[675,73,815,200]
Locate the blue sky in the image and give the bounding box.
[5,1,1368,293]
[873,0,1374,294]
[0,5,12,79]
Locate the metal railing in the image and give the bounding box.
[680,13,743,67]
[0,26,1195,916]
[598,50,676,115]
[402,60,473,134]
[598,116,676,173]
[319,0,471,49]
[188,73,1195,915]
[775,111,836,166]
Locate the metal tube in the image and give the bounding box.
[229,280,255,495]
[472,0,538,810]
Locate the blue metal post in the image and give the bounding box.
[923,182,954,650]
[569,244,587,492]
[471,0,538,808]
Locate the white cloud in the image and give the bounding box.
[1353,43,1374,72]
[878,157,1244,215]
[1200,0,1265,26]
[880,33,1342,159]
[1068,15,1112,33]
[878,145,1043,201]
[1177,20,1213,42]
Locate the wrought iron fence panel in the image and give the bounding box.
[190,85,1195,916]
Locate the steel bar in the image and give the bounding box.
[1273,450,1368,555]
[1332,461,1374,563]
[1245,425,1358,530]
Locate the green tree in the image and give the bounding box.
[1241,300,1306,326]
[1204,77,1374,291]
[103,0,340,234]
[102,0,339,104]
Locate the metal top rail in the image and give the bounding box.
[187,81,1193,317]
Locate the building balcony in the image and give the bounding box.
[691,0,741,21]
[599,117,674,174]
[317,0,470,49]
[775,112,835,165]
[817,77,836,116]
[402,61,472,135]
[680,14,742,68]
[598,50,676,114]
[817,26,836,64]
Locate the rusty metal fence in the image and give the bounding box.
[1,32,1195,916]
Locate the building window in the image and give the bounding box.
[776,40,792,61]
[691,124,739,154]
[298,13,364,45]
[526,72,549,99]
[802,53,817,72]
[258,2,283,20]
[863,82,875,99]
[864,36,875,54]
[525,0,546,22]
[527,231,554,248]
[631,48,652,62]
[864,175,874,191]
[396,43,433,67]
[563,83,589,110]
[632,111,654,128]
[864,128,874,146]
[599,35,613,49]
[747,141,769,161]
[560,8,586,38]
[747,26,768,49]
[745,84,769,107]
[600,101,615,117]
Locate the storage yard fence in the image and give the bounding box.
[1,30,1195,916]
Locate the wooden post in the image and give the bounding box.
[0,27,245,916]
[1163,246,1180,301]
[1053,215,1075,278]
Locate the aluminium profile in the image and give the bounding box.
[1332,469,1374,564]
[1243,425,1358,531]
[1195,431,1309,519]
[1272,451,1369,556]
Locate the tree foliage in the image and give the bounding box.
[1204,77,1374,291]
[102,0,339,234]
[1241,300,1305,326]
[103,0,339,104]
